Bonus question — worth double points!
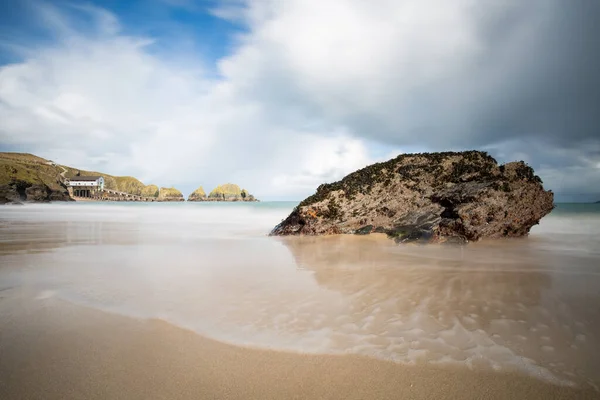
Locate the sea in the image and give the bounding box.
[0,201,599,391]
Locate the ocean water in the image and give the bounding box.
[0,202,599,391]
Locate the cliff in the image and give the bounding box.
[141,184,159,198]
[0,152,163,203]
[205,183,258,202]
[158,187,184,202]
[63,167,158,197]
[187,186,207,201]
[0,153,71,203]
[270,151,554,244]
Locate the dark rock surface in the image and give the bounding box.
[0,182,71,204]
[270,151,554,244]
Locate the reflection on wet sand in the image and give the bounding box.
[1,204,599,393]
[0,220,142,255]
[280,236,600,390]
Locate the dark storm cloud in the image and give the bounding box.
[367,0,600,151]
[269,0,600,198]
[469,0,600,146]
[247,1,599,158]
[469,1,600,199]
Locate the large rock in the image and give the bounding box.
[0,182,71,204]
[1,153,72,203]
[0,183,23,204]
[205,183,258,202]
[270,151,554,243]
[187,186,207,201]
[158,187,185,202]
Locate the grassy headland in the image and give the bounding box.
[0,152,171,202]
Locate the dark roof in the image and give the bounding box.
[69,176,103,181]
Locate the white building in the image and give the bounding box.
[68,176,104,189]
[68,176,105,197]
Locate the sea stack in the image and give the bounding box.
[204,183,258,202]
[187,186,207,201]
[270,151,554,243]
[158,187,185,202]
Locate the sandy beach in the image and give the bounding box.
[1,203,600,399]
[0,294,597,400]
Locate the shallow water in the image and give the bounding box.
[1,202,599,391]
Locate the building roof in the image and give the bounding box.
[69,176,103,181]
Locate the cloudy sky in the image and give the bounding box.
[0,0,598,201]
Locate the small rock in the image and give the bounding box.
[354,225,374,235]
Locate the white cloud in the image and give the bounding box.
[270,132,371,191]
[0,2,384,199]
[217,0,512,142]
[0,0,598,200]
[221,0,598,150]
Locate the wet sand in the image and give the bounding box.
[1,203,600,398]
[0,295,596,400]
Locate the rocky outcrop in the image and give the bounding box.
[1,153,73,204]
[0,152,169,203]
[114,176,146,196]
[67,170,158,197]
[0,181,71,204]
[270,151,554,244]
[187,186,207,201]
[141,184,159,198]
[199,183,259,202]
[158,187,185,202]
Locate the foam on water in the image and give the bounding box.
[1,202,600,390]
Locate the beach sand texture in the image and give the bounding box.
[0,295,597,400]
[1,202,599,399]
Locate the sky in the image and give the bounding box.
[0,0,598,201]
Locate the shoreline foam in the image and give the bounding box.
[0,295,597,400]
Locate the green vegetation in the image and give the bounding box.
[0,152,176,201]
[318,195,344,221]
[0,153,50,164]
[190,186,206,197]
[159,187,183,198]
[114,176,146,195]
[1,152,259,203]
[188,186,208,201]
[206,183,257,201]
[0,153,64,191]
[62,166,158,196]
[513,162,543,184]
[141,184,159,198]
[209,183,242,199]
[298,151,498,208]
